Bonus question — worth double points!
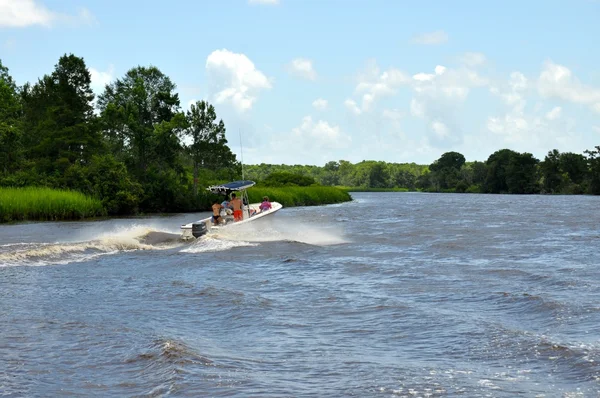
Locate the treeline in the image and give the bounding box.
[245,161,428,189]
[0,54,241,215]
[245,148,600,194]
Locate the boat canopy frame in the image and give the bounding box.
[206,180,256,196]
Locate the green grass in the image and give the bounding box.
[0,187,105,223]
[248,186,352,207]
[337,186,411,192]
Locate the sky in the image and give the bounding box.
[1,0,599,166]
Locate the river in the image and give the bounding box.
[1,192,599,397]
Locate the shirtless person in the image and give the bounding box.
[229,193,243,221]
[211,200,222,225]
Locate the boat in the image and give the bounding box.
[180,180,282,239]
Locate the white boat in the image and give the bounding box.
[180,180,282,239]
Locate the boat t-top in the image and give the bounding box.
[180,180,282,239]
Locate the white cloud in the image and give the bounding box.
[411,64,486,101]
[351,60,410,112]
[431,120,449,138]
[459,52,487,67]
[290,116,351,150]
[410,99,425,118]
[411,30,448,45]
[593,126,600,135]
[486,69,581,152]
[206,49,272,113]
[3,38,15,49]
[312,98,328,111]
[89,65,114,95]
[382,108,404,122]
[0,0,94,28]
[287,58,317,81]
[545,106,562,120]
[594,103,600,114]
[538,60,600,113]
[248,0,279,4]
[344,99,362,115]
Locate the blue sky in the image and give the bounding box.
[1,0,599,165]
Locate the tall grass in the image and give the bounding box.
[248,186,352,207]
[0,187,105,222]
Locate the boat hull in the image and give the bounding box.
[181,202,282,239]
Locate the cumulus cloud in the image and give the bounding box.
[287,58,317,81]
[89,65,114,95]
[538,60,600,113]
[486,69,580,153]
[459,52,487,67]
[206,49,272,112]
[312,98,328,110]
[350,60,410,112]
[344,99,362,115]
[0,0,95,28]
[290,116,352,150]
[411,30,448,45]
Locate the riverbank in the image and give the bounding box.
[248,186,352,207]
[0,186,352,223]
[0,187,106,223]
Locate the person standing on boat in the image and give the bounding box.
[230,193,243,221]
[259,196,272,212]
[211,200,223,225]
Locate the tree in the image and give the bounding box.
[506,152,539,194]
[429,151,466,191]
[560,152,588,185]
[584,146,600,194]
[21,54,101,176]
[262,172,316,187]
[485,149,517,193]
[0,60,22,175]
[98,66,181,180]
[540,149,563,193]
[184,100,238,195]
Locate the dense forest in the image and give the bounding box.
[245,149,600,195]
[0,54,241,215]
[1,54,599,220]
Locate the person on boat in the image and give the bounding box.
[230,193,243,221]
[259,196,272,212]
[211,200,222,225]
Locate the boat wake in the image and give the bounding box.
[207,219,349,246]
[0,225,186,267]
[180,235,259,253]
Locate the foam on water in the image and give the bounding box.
[180,235,259,253]
[210,219,349,246]
[0,224,186,267]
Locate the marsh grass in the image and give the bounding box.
[0,187,105,222]
[248,186,352,207]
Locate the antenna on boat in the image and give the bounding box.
[239,128,245,180]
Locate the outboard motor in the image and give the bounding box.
[191,221,208,238]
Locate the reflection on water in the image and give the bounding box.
[1,192,599,397]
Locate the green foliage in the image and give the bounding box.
[261,172,316,187]
[428,151,466,191]
[0,187,105,222]
[97,65,182,180]
[247,186,351,207]
[21,54,102,176]
[184,100,239,195]
[0,60,23,175]
[585,146,600,194]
